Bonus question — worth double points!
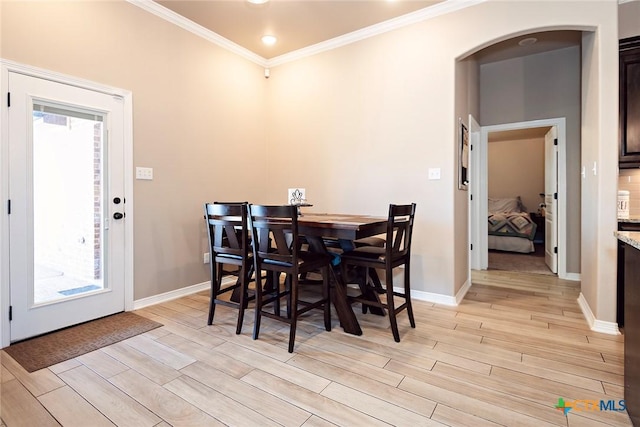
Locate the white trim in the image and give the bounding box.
[564,272,581,282]
[0,59,134,347]
[455,278,472,305]
[126,0,268,67]
[267,0,487,67]
[402,285,463,307]
[475,118,569,279]
[577,293,621,335]
[133,277,234,310]
[127,0,486,69]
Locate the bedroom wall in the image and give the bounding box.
[479,45,581,275]
[0,0,268,300]
[488,137,545,215]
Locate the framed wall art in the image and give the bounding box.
[458,118,469,191]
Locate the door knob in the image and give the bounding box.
[113,212,124,220]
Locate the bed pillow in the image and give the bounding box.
[488,197,525,213]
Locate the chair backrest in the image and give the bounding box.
[248,205,299,269]
[204,202,249,260]
[385,203,417,261]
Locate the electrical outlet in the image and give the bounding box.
[428,168,441,180]
[203,252,210,264]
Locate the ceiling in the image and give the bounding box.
[155,0,444,59]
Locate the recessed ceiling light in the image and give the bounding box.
[248,0,269,4]
[518,37,538,47]
[261,35,277,46]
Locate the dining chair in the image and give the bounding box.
[248,204,332,353]
[340,203,417,342]
[204,202,253,334]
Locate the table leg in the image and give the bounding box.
[306,237,362,335]
[329,268,362,335]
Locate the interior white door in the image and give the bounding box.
[8,72,126,341]
[544,126,558,273]
[468,114,481,270]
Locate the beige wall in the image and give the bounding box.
[480,46,581,274]
[488,138,545,214]
[1,1,621,324]
[1,1,268,299]
[266,1,618,310]
[620,0,640,39]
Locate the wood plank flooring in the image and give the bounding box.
[0,270,633,426]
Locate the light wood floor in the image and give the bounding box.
[0,270,632,426]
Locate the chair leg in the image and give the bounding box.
[386,268,401,343]
[323,266,331,331]
[288,274,299,353]
[253,266,263,341]
[273,272,281,317]
[207,262,222,325]
[404,261,416,328]
[235,265,248,335]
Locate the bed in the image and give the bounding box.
[488,197,537,253]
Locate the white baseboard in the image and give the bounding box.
[563,272,581,281]
[141,279,462,313]
[133,277,234,310]
[577,292,621,335]
[399,286,460,306]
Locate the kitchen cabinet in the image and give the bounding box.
[624,237,640,425]
[618,221,640,326]
[620,36,640,168]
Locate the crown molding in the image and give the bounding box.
[128,0,485,69]
[268,0,486,67]
[126,0,268,67]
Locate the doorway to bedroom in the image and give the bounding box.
[475,119,566,278]
[486,126,556,277]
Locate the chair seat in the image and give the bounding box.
[215,253,246,262]
[353,236,386,248]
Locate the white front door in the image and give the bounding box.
[8,72,127,341]
[544,126,558,274]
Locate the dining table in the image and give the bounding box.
[297,213,388,335]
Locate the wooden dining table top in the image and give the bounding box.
[297,213,387,241]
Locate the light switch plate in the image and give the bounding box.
[428,168,441,180]
[136,167,153,180]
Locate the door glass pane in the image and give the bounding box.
[32,103,106,304]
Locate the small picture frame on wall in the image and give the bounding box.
[458,118,469,191]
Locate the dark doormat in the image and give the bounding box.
[3,312,162,372]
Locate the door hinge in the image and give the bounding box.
[7,199,10,215]
[554,193,558,200]
[554,138,558,146]
[7,92,10,107]
[470,144,473,151]
[470,194,473,201]
[554,247,558,254]
[9,306,12,321]
[470,244,473,250]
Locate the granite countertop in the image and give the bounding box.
[619,216,640,223]
[616,231,640,250]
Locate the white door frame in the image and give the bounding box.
[470,118,567,280]
[0,59,134,347]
